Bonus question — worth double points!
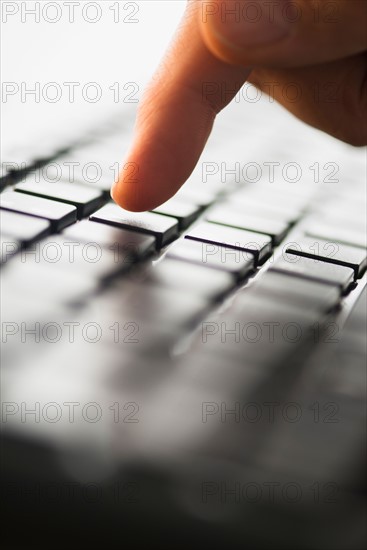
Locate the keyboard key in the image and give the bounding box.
[15,180,105,218]
[104,282,208,328]
[175,187,215,208]
[285,237,367,279]
[271,255,355,292]
[0,191,77,230]
[305,220,366,250]
[42,154,116,192]
[152,197,201,229]
[225,193,299,224]
[90,203,179,248]
[146,259,233,301]
[33,236,134,281]
[244,185,308,214]
[316,197,366,227]
[199,293,321,368]
[166,239,254,279]
[0,210,50,245]
[2,258,97,305]
[63,220,155,258]
[185,221,272,265]
[206,206,289,244]
[252,271,341,313]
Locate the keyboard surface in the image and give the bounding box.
[1,103,366,550]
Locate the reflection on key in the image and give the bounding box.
[152,197,201,229]
[286,237,367,279]
[15,179,105,218]
[305,220,367,250]
[104,281,208,328]
[185,221,272,265]
[251,271,341,313]
[271,255,355,292]
[146,258,234,301]
[90,203,179,248]
[166,238,254,279]
[0,191,77,230]
[63,220,155,258]
[206,205,289,244]
[0,210,51,245]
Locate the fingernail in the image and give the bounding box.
[205,0,291,47]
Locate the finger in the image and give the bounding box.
[200,0,367,67]
[248,53,367,146]
[111,1,250,212]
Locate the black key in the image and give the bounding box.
[285,237,367,279]
[63,220,155,258]
[152,197,201,229]
[271,255,355,292]
[0,210,51,245]
[305,220,366,250]
[90,203,179,248]
[206,206,289,244]
[166,238,254,279]
[185,221,272,265]
[0,191,77,230]
[146,258,233,301]
[15,180,105,218]
[252,271,341,313]
[0,235,20,264]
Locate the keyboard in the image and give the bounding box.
[1,105,366,550]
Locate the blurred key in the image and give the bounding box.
[199,293,321,368]
[15,180,105,218]
[225,193,299,224]
[305,220,366,250]
[185,221,271,265]
[206,206,289,244]
[174,187,215,208]
[244,185,308,213]
[63,220,155,258]
[152,197,201,229]
[34,236,134,281]
[0,210,50,245]
[166,238,254,279]
[286,237,367,279]
[90,203,179,248]
[146,258,233,301]
[271,256,355,292]
[252,271,341,313]
[0,191,77,230]
[2,258,97,305]
[43,154,115,193]
[104,282,208,328]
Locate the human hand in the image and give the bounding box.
[111,0,367,212]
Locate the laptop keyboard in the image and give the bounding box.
[1,109,366,533]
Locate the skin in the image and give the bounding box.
[111,0,367,212]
